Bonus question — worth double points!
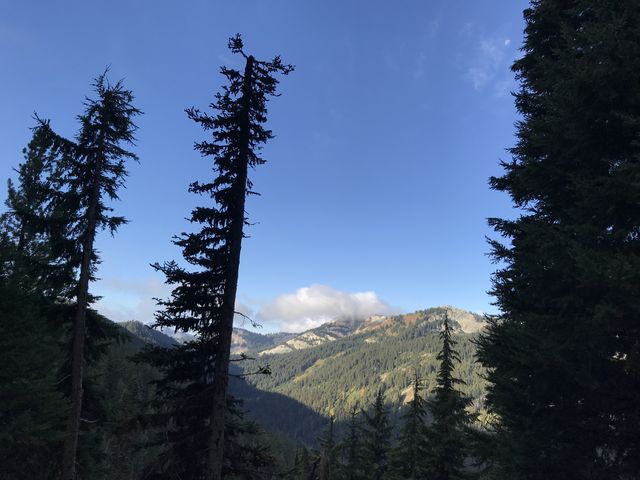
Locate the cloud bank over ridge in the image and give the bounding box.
[257,284,399,333]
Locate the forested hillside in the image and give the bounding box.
[116,308,488,446]
[241,307,487,442]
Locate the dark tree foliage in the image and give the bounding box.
[476,1,640,478]
[37,72,141,480]
[148,34,292,479]
[289,447,317,480]
[136,344,276,480]
[341,407,364,480]
[0,123,75,298]
[424,316,472,480]
[0,279,66,480]
[391,372,429,479]
[360,390,393,480]
[317,417,338,480]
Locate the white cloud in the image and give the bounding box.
[466,37,513,91]
[257,284,399,333]
[94,279,398,334]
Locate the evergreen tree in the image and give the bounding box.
[476,1,640,478]
[317,417,338,480]
[0,121,75,297]
[391,372,428,479]
[341,407,363,480]
[0,123,78,478]
[136,341,278,479]
[424,315,471,480]
[149,34,292,479]
[0,279,66,480]
[46,72,141,480]
[361,390,393,480]
[291,447,315,480]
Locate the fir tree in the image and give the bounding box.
[424,315,471,480]
[392,372,429,479]
[0,279,66,480]
[149,34,292,480]
[476,1,640,478]
[48,72,141,480]
[361,390,393,480]
[293,447,315,480]
[136,343,277,479]
[341,407,363,480]
[0,121,75,297]
[0,123,78,478]
[317,417,338,480]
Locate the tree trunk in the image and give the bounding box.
[206,55,254,480]
[61,157,101,480]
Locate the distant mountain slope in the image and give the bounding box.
[242,306,487,434]
[114,307,487,445]
[255,305,485,355]
[117,320,178,349]
[231,328,296,354]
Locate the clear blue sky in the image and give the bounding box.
[0,1,529,332]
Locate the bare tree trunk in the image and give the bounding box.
[61,157,101,480]
[206,55,254,480]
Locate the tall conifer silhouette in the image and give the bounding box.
[150,35,292,479]
[392,372,429,479]
[360,390,392,480]
[424,315,471,480]
[477,1,640,477]
[55,73,140,480]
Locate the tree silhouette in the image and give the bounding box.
[51,73,140,480]
[477,1,640,477]
[360,390,392,480]
[424,315,471,480]
[392,371,429,479]
[150,34,292,479]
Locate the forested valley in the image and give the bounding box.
[2,1,640,479]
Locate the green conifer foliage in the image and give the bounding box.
[361,390,393,480]
[0,122,74,298]
[392,372,429,479]
[48,72,141,480]
[317,417,338,480]
[424,316,472,480]
[146,35,292,479]
[0,280,66,480]
[476,1,640,478]
[341,407,364,480]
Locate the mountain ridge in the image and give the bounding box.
[234,305,485,355]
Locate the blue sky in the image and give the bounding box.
[0,1,528,332]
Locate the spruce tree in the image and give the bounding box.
[424,315,471,480]
[392,372,429,479]
[148,35,292,480]
[361,390,393,480]
[476,1,640,478]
